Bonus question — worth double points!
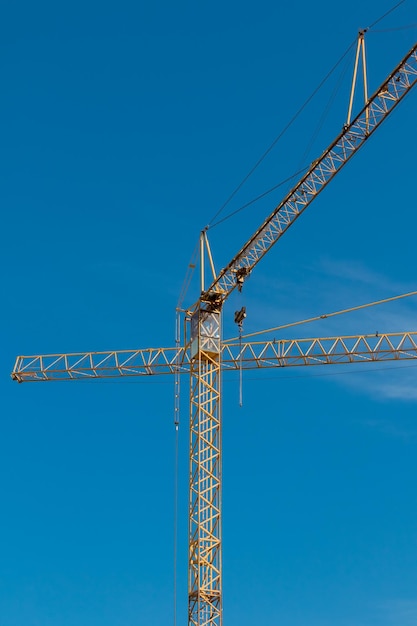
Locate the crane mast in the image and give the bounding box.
[184,38,417,626]
[11,37,417,626]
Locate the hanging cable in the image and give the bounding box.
[207,2,408,233]
[239,324,243,407]
[209,166,308,229]
[234,307,247,406]
[225,289,417,342]
[207,38,357,229]
[173,310,181,626]
[177,238,200,312]
[369,22,417,33]
[298,47,353,169]
[173,420,179,626]
[229,360,417,383]
[367,0,407,30]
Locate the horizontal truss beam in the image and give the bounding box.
[11,331,417,381]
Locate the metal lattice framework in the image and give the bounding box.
[11,331,417,381]
[189,344,222,626]
[11,38,417,626]
[205,42,417,302]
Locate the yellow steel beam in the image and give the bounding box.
[11,331,417,382]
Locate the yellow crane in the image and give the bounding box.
[11,36,417,626]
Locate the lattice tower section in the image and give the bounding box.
[189,307,222,626]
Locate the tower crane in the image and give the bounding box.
[11,36,417,626]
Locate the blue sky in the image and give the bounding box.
[1,1,417,625]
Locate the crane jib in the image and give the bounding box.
[204,41,417,304]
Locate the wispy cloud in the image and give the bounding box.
[246,259,417,333]
[314,256,408,291]
[299,598,417,626]
[375,598,417,626]
[241,256,417,403]
[361,372,417,403]
[330,354,417,406]
[361,414,417,440]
